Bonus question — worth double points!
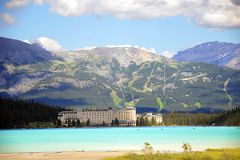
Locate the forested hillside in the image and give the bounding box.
[173,41,240,70]
[0,97,66,128]
[1,37,240,112]
[0,97,239,128]
[162,105,240,126]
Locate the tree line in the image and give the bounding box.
[136,117,160,126]
[58,118,121,127]
[0,97,67,128]
[136,105,240,126]
[162,105,240,126]
[0,97,239,128]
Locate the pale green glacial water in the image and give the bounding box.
[0,127,239,153]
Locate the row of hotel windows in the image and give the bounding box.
[65,112,133,119]
[65,116,132,119]
[76,113,132,117]
[78,112,132,115]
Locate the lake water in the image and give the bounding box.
[0,127,239,153]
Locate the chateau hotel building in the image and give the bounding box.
[58,107,137,126]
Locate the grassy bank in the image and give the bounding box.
[104,148,240,160]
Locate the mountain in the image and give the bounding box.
[0,37,57,65]
[0,37,59,87]
[173,41,240,70]
[226,53,240,70]
[0,37,240,112]
[61,47,168,67]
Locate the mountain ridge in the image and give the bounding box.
[173,41,240,70]
[0,37,240,112]
[56,46,170,68]
[0,37,58,65]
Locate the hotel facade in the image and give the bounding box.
[141,113,163,124]
[58,107,137,126]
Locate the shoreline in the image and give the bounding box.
[0,150,140,160]
[1,148,240,160]
[1,125,239,130]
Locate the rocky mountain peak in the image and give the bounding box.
[62,46,168,67]
[173,41,240,69]
[0,37,58,65]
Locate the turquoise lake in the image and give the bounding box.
[0,127,239,153]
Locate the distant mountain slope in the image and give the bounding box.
[173,41,240,70]
[0,37,57,65]
[0,37,58,87]
[226,53,240,70]
[62,47,168,67]
[0,37,240,112]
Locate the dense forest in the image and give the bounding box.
[162,106,240,126]
[0,97,67,128]
[162,113,218,126]
[214,106,240,126]
[0,97,239,128]
[137,106,240,126]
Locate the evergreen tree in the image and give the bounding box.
[72,120,76,127]
[1,97,239,128]
[0,97,67,128]
[144,117,150,126]
[67,119,71,127]
[136,118,139,126]
[86,119,90,126]
[57,119,61,127]
[76,119,81,127]
[140,117,145,126]
[115,118,119,126]
[151,117,156,126]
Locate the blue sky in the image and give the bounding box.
[0,0,240,56]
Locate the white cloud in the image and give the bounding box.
[106,44,132,48]
[5,0,240,29]
[106,44,156,53]
[23,39,31,44]
[34,37,64,52]
[144,47,156,54]
[186,0,240,28]
[22,39,173,59]
[76,46,96,51]
[0,12,16,25]
[6,0,30,8]
[160,50,176,58]
[5,0,44,8]
[139,47,156,54]
[24,37,64,52]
